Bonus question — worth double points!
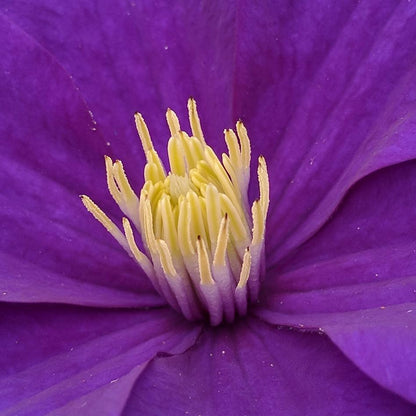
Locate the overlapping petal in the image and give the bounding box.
[0,12,163,306]
[258,162,416,403]
[263,0,416,262]
[0,1,238,176]
[257,305,416,405]
[0,304,201,415]
[1,1,416,414]
[0,13,107,198]
[4,1,416,263]
[0,252,162,307]
[125,318,415,415]
[0,192,161,307]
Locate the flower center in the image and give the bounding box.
[82,99,269,325]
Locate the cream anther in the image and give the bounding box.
[82,99,269,325]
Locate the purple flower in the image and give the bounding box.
[1,1,416,415]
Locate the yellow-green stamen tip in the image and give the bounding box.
[82,99,269,325]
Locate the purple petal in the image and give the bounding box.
[125,318,415,415]
[257,163,416,403]
[4,3,416,252]
[257,305,416,405]
[0,304,201,415]
[262,267,416,315]
[0,252,161,308]
[5,2,416,261]
[266,161,416,305]
[0,189,161,306]
[0,12,108,200]
[2,2,416,412]
[0,178,161,306]
[327,305,416,407]
[0,13,163,306]
[264,1,416,262]
[0,2,238,174]
[48,364,147,416]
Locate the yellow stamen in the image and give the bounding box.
[166,108,181,137]
[258,156,270,219]
[177,196,195,256]
[82,98,269,324]
[105,155,121,205]
[157,239,177,279]
[187,98,205,143]
[122,217,153,276]
[113,160,137,203]
[237,248,251,288]
[213,213,229,267]
[251,199,265,246]
[224,128,241,170]
[80,195,128,252]
[236,121,251,170]
[134,112,154,153]
[196,236,214,285]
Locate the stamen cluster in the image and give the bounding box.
[82,99,269,325]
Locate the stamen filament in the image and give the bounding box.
[81,195,129,252]
[166,108,181,137]
[157,239,177,278]
[122,217,154,278]
[258,156,270,218]
[105,155,122,205]
[196,236,215,285]
[134,112,154,153]
[213,213,229,267]
[187,98,205,144]
[237,248,251,288]
[82,98,269,325]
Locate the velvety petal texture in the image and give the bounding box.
[0,304,201,415]
[258,162,416,403]
[1,0,416,414]
[264,0,416,263]
[125,318,415,416]
[0,252,160,307]
[257,305,416,406]
[1,1,238,180]
[0,12,161,306]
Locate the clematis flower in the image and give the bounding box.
[1,0,416,415]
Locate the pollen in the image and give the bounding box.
[81,99,269,325]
